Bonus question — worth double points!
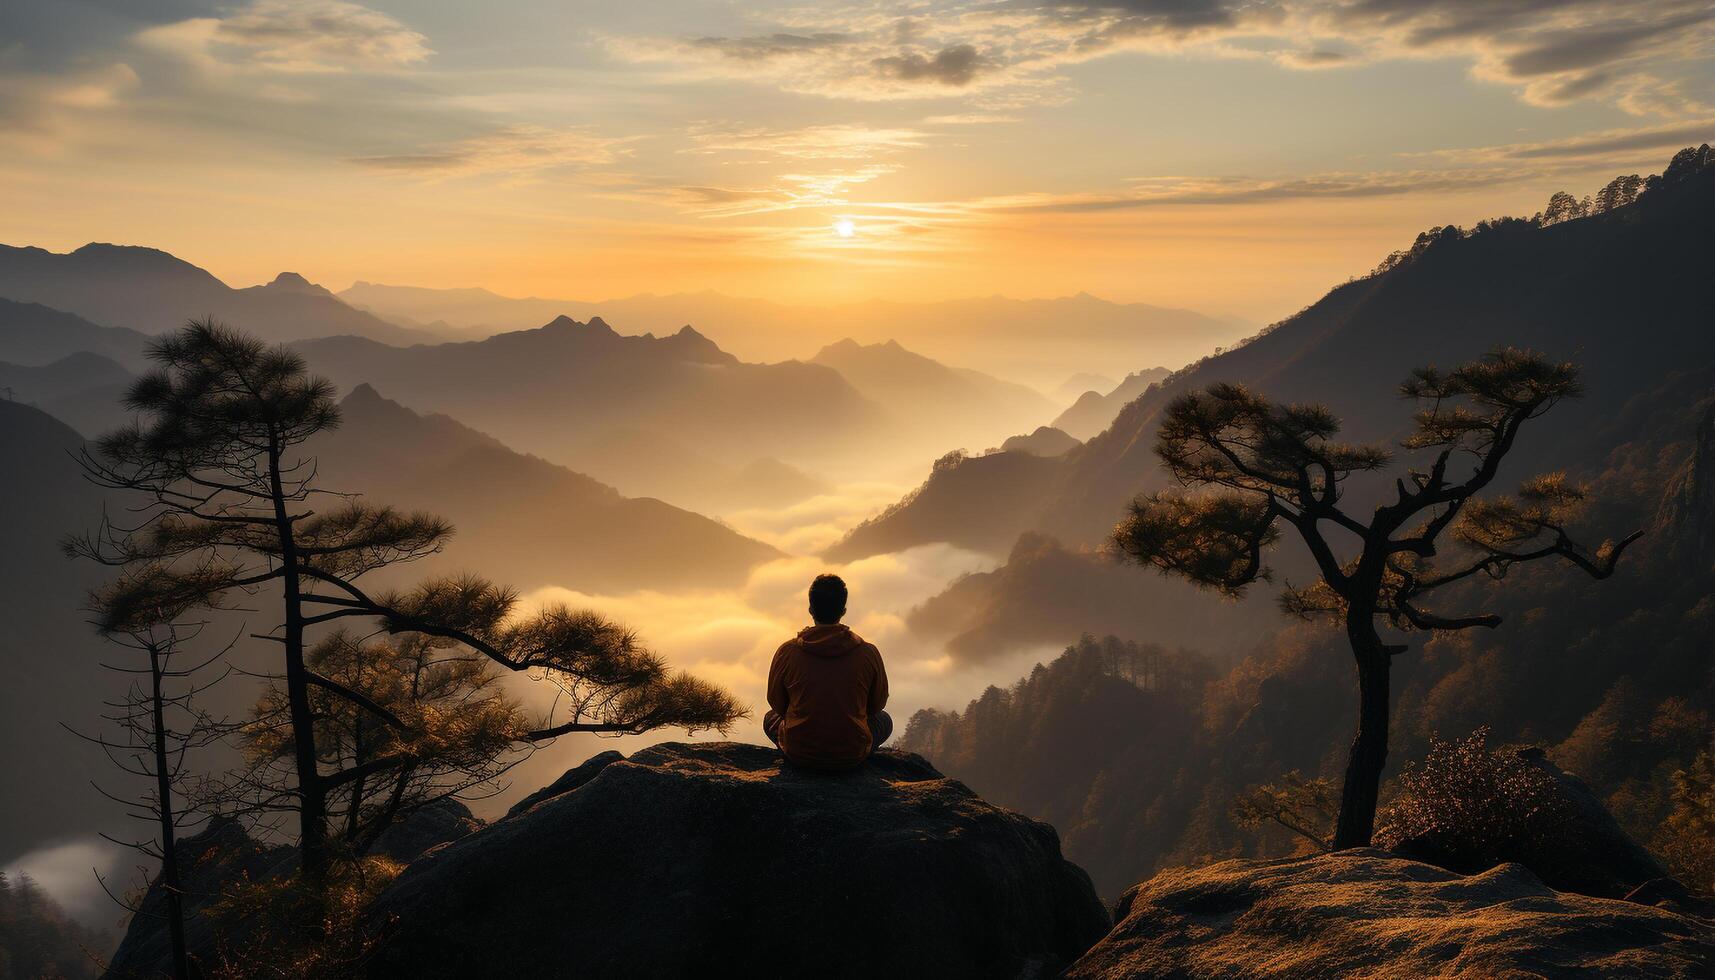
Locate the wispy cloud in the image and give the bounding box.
[347,125,635,179]
[606,0,1715,114]
[611,166,900,218]
[685,123,927,160]
[1418,119,1715,165]
[138,0,431,74]
[0,62,140,149]
[977,168,1533,213]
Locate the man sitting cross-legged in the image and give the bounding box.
[764,574,891,770]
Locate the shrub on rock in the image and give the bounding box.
[1376,730,1669,899]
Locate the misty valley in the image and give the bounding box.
[3,83,1715,979]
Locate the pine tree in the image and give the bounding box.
[1113,348,1639,847]
[72,320,742,888]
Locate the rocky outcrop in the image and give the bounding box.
[1064,850,1714,979]
[103,817,292,979]
[371,798,484,864]
[1658,402,1715,566]
[502,749,623,818]
[102,801,481,979]
[365,742,1109,979]
[1381,746,1671,900]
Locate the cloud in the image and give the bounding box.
[613,166,898,218]
[347,125,634,179]
[1422,119,1715,165]
[1317,0,1715,110]
[607,1,1715,113]
[968,167,1534,213]
[685,123,926,160]
[691,32,853,61]
[0,62,140,148]
[138,0,431,73]
[873,44,986,87]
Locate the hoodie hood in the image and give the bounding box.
[796,624,864,657]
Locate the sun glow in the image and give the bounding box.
[833,219,857,238]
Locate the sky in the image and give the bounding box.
[2,1,1713,321]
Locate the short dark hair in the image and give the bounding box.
[808,574,847,624]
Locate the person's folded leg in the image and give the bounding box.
[764,709,783,746]
[868,710,892,752]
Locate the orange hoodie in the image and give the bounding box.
[766,624,888,770]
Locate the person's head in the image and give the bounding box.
[808,574,848,625]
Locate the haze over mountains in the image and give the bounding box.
[1052,367,1172,440]
[340,282,1250,388]
[888,145,1715,898]
[293,317,894,494]
[836,148,1715,571]
[0,298,151,369]
[809,339,1055,453]
[0,244,433,346]
[9,137,1715,970]
[0,379,786,861]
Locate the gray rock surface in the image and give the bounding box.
[365,742,1110,979]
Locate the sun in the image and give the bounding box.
[832,219,856,239]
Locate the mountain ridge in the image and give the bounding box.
[0,243,432,346]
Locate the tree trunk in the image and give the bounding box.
[149,643,190,980]
[269,441,327,887]
[1333,614,1390,849]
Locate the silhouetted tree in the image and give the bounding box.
[1538,191,1592,225]
[67,562,238,980]
[1112,348,1640,848]
[71,320,742,888]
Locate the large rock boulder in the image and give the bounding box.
[365,742,1110,979]
[1380,746,1671,900]
[1064,850,1714,979]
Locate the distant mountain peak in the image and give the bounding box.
[265,271,322,292]
[661,322,732,363]
[345,382,384,403]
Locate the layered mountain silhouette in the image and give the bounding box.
[295,317,890,485]
[340,284,1248,388]
[0,244,428,344]
[0,298,151,368]
[1051,372,1118,406]
[0,352,133,436]
[840,147,1715,563]
[907,533,1256,662]
[810,338,1055,454]
[828,145,1715,673]
[1052,367,1171,440]
[313,385,782,591]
